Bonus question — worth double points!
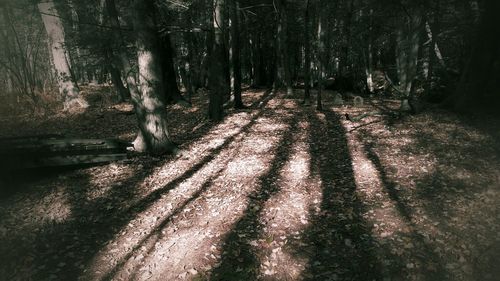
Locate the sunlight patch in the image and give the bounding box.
[253,120,319,280]
[85,111,288,280]
[252,118,288,132]
[240,137,275,154]
[226,157,266,177]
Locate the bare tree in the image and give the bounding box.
[38,0,88,112]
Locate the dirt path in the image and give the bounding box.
[1,89,499,280]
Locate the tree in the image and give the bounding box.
[452,0,500,113]
[302,0,312,105]
[230,0,245,109]
[104,0,136,96]
[395,2,422,99]
[316,0,327,111]
[208,0,229,121]
[275,0,293,96]
[99,0,130,102]
[130,0,177,154]
[38,0,88,112]
[160,34,189,106]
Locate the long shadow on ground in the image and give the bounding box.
[0,90,276,280]
[210,113,298,280]
[362,141,447,280]
[298,109,382,280]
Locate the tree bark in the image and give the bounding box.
[38,1,88,112]
[453,0,500,112]
[100,0,130,101]
[208,0,228,121]
[303,0,312,105]
[230,0,244,109]
[395,9,421,98]
[365,8,374,94]
[105,0,139,100]
[339,0,354,76]
[275,0,293,96]
[131,0,177,154]
[316,0,326,111]
[107,57,130,101]
[160,35,189,106]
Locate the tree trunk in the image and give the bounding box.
[208,0,228,121]
[230,0,244,109]
[104,0,136,97]
[339,0,354,76]
[276,0,293,96]
[453,0,500,112]
[161,42,182,105]
[131,0,177,154]
[108,59,130,101]
[396,11,421,98]
[365,8,374,94]
[160,35,188,106]
[316,0,326,111]
[38,1,88,112]
[0,8,14,99]
[303,0,312,105]
[100,0,130,101]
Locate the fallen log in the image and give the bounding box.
[0,136,132,170]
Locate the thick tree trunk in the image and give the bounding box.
[38,1,88,112]
[160,35,188,106]
[453,0,500,112]
[208,0,228,121]
[131,0,177,154]
[230,0,244,109]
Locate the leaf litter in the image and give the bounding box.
[0,87,499,280]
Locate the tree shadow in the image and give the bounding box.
[210,114,298,280]
[0,90,277,279]
[362,141,447,280]
[23,163,156,280]
[295,109,382,281]
[111,170,224,281]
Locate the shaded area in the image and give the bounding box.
[211,113,298,280]
[297,109,382,280]
[0,163,156,280]
[347,104,500,280]
[362,141,447,280]
[0,89,275,280]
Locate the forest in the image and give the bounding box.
[0,0,499,280]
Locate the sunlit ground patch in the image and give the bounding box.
[85,99,292,280]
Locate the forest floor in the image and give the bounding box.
[0,86,499,281]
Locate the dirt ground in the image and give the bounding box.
[0,87,499,281]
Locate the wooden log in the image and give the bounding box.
[17,154,129,168]
[0,136,132,169]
